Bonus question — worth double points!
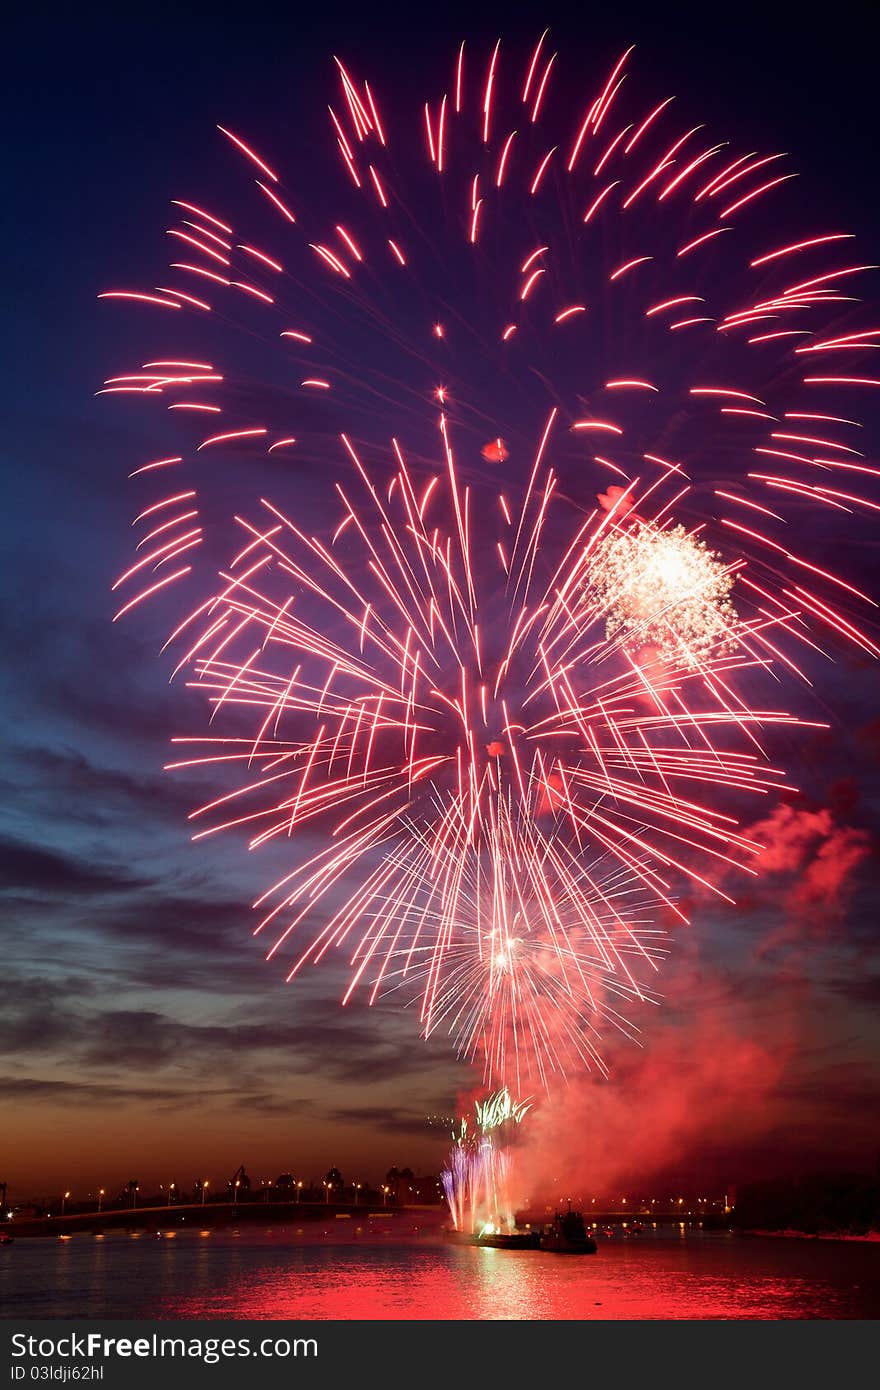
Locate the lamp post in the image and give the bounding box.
[97,1189,104,1214]
[381,1185,389,1207]
[355,1183,361,1206]
[61,1191,70,1217]
[233,1180,240,1207]
[296,1182,303,1204]
[324,1181,331,1204]
[201,1181,209,1206]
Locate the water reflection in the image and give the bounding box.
[2,1227,878,1319]
[166,1235,872,1320]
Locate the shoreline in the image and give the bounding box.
[742,1228,880,1243]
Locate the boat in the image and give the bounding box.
[444,1227,474,1244]
[540,1205,598,1254]
[477,1227,541,1250]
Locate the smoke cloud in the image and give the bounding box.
[511,792,873,1200]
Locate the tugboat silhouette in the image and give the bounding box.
[539,1202,598,1254]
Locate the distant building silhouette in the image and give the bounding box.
[324,1167,343,1198]
[228,1165,251,1197]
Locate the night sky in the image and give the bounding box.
[3,0,879,1201]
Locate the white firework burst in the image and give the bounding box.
[591,522,739,665]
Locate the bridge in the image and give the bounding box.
[5,1198,444,1238]
[6,1197,729,1239]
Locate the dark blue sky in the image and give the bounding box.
[2,1,879,1198]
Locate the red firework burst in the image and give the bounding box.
[100,33,878,1087]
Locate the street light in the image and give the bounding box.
[324,1181,331,1204]
[61,1191,70,1217]
[168,1182,175,1208]
[381,1185,389,1207]
[233,1180,240,1207]
[355,1183,361,1206]
[201,1181,209,1206]
[296,1182,303,1204]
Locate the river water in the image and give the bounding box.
[1,1225,878,1319]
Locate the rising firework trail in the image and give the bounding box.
[101,34,878,1089]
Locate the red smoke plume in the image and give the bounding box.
[511,792,872,1199]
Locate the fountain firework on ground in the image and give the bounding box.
[100,32,878,1091]
[441,1089,531,1234]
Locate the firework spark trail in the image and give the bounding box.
[101,35,878,1087]
[441,1089,530,1234]
[370,799,668,1093]
[157,444,808,1080]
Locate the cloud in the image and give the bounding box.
[739,800,872,957]
[3,744,200,827]
[0,1076,238,1107]
[0,599,174,746]
[825,972,880,1008]
[1,1074,321,1121]
[676,793,874,959]
[323,1104,436,1137]
[0,834,146,898]
[0,1008,74,1055]
[0,954,452,1091]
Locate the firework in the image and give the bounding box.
[441,1088,529,1234]
[377,805,666,1093]
[156,448,796,1087]
[591,521,739,665]
[101,34,878,1088]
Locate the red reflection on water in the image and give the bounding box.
[160,1227,879,1320]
